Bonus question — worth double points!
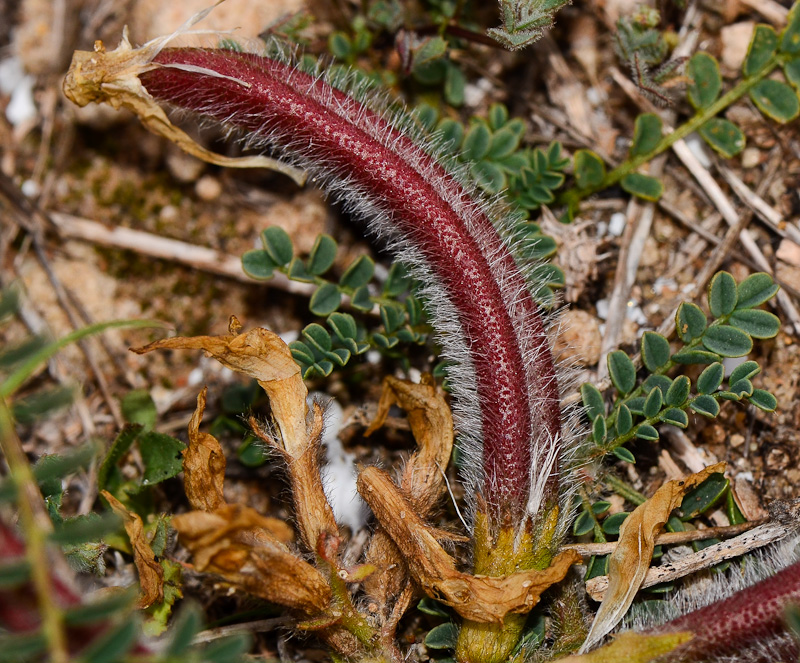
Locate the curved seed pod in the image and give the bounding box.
[104,42,564,532]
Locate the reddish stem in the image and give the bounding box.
[139,48,560,525]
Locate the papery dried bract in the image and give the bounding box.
[184,386,226,511]
[363,376,456,627]
[173,504,325,612]
[102,490,164,608]
[132,327,308,457]
[580,462,726,652]
[358,467,579,623]
[62,24,306,184]
[365,375,454,513]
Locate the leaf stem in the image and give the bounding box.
[0,400,68,663]
[560,53,789,205]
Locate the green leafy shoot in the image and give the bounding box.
[581,272,780,461]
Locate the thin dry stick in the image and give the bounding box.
[721,165,800,246]
[690,148,783,294]
[563,519,765,556]
[49,212,292,286]
[739,0,788,25]
[669,141,800,333]
[584,520,797,601]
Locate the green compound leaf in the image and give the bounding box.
[729,378,754,398]
[709,271,738,317]
[327,312,357,342]
[341,255,375,289]
[202,635,251,663]
[676,302,707,342]
[687,52,722,110]
[165,604,204,656]
[98,424,142,491]
[665,375,691,406]
[488,126,521,159]
[680,473,729,520]
[702,325,753,357]
[139,431,186,486]
[328,31,352,59]
[418,597,451,618]
[350,285,373,311]
[643,387,663,419]
[463,122,491,161]
[750,79,800,123]
[626,397,645,416]
[405,296,423,325]
[593,501,611,515]
[372,332,399,349]
[241,249,276,279]
[643,374,672,397]
[307,234,337,275]
[379,304,405,334]
[302,323,333,354]
[488,103,509,130]
[616,403,633,436]
[634,424,659,441]
[698,118,746,158]
[287,258,314,283]
[736,272,779,308]
[384,262,411,296]
[574,149,606,189]
[437,117,464,153]
[630,113,663,157]
[748,389,778,411]
[784,57,800,91]
[608,350,636,395]
[729,308,781,339]
[573,510,595,536]
[697,362,724,394]
[121,389,157,430]
[423,619,458,648]
[592,414,607,445]
[0,559,30,588]
[743,24,778,77]
[289,340,315,365]
[309,283,342,316]
[50,512,121,546]
[661,408,689,428]
[672,349,721,364]
[730,360,760,383]
[471,160,506,193]
[581,383,606,421]
[614,445,636,462]
[641,331,671,371]
[261,226,294,266]
[602,511,630,535]
[79,617,140,663]
[621,173,663,201]
[690,394,721,417]
[444,63,466,107]
[312,359,335,376]
[780,3,800,54]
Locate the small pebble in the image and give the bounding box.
[741,147,762,169]
[195,175,223,201]
[159,204,180,223]
[608,212,626,237]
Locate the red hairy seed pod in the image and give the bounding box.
[652,558,800,661]
[138,47,561,527]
